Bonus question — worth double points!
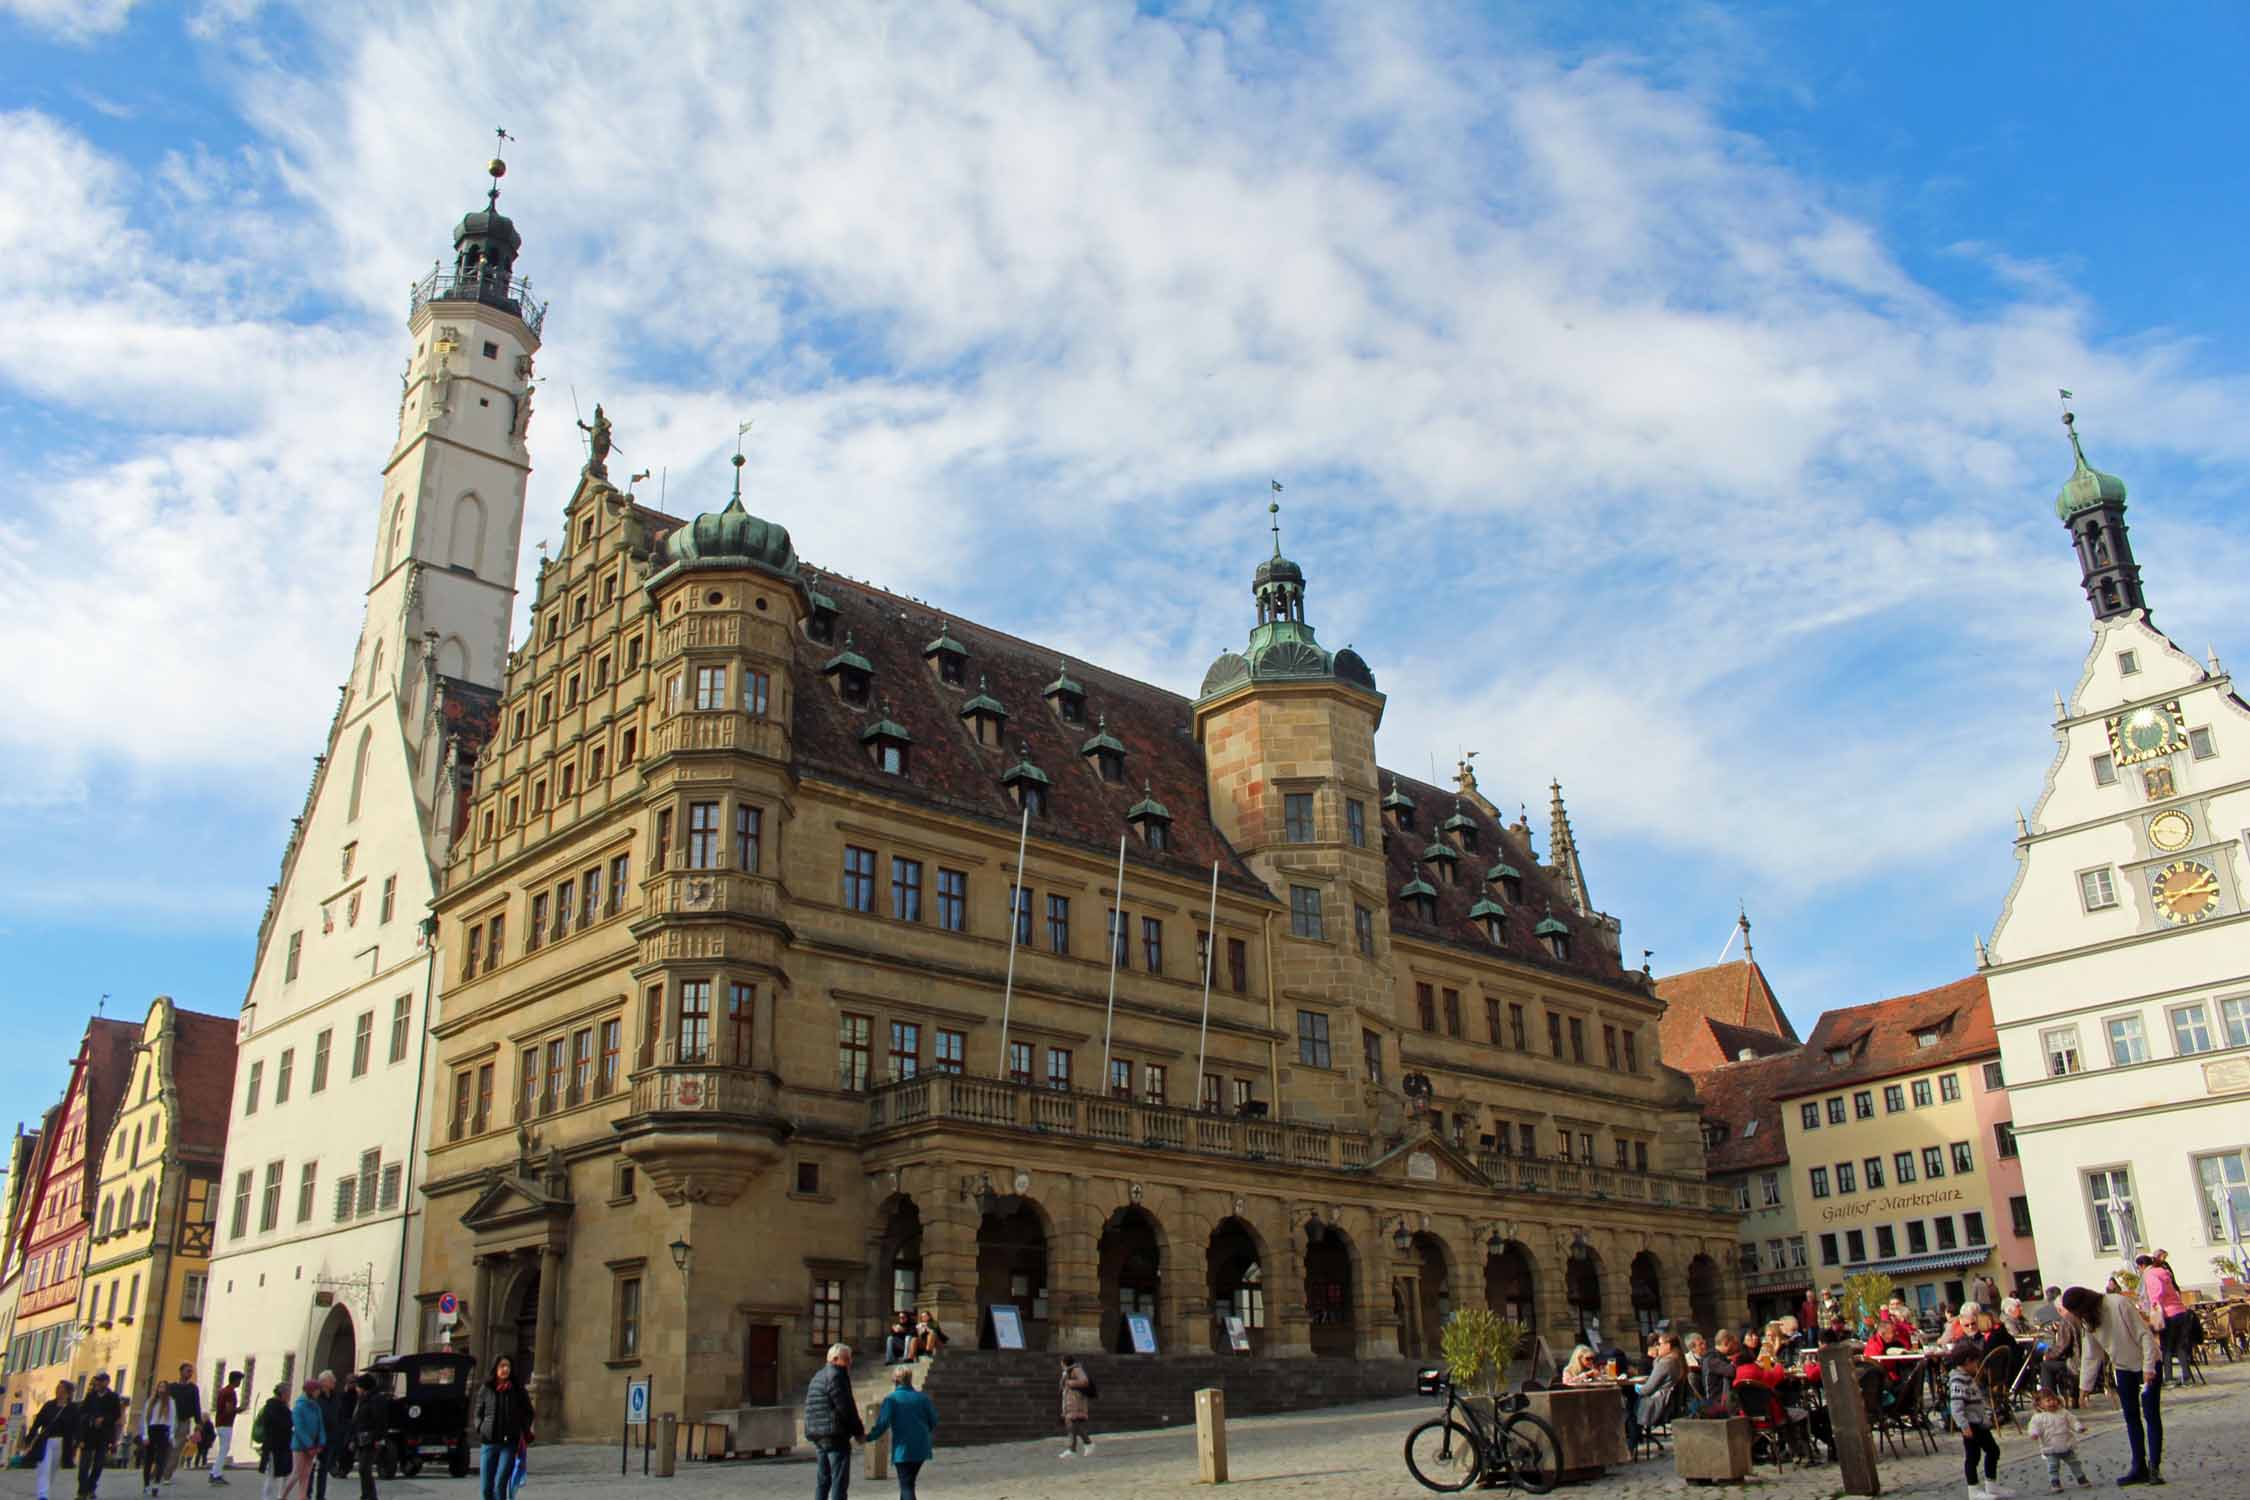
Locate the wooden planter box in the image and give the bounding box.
[1522,1386,1630,1480]
[1673,1416,1752,1482]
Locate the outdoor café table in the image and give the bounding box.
[1873,1349,1946,1431]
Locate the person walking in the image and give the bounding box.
[2134,1255,2193,1384]
[802,1343,864,1500]
[140,1382,178,1498]
[1946,1344,2012,1500]
[2025,1391,2090,1491]
[1058,1356,1094,1458]
[252,1386,292,1500]
[311,1376,346,1497]
[279,1384,323,1500]
[346,1376,387,1500]
[76,1374,124,1500]
[210,1374,244,1484]
[2062,1285,2163,1486]
[167,1367,205,1484]
[864,1368,938,1500]
[470,1358,532,1500]
[21,1379,74,1500]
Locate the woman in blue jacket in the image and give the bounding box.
[864,1368,938,1500]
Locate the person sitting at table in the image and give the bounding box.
[2037,1310,2080,1403]
[1559,1346,1606,1386]
[1941,1301,1983,1346]
[1682,1332,1706,1372]
[1777,1315,1810,1356]
[1998,1296,2033,1337]
[1699,1331,1743,1411]
[2028,1285,2061,1327]
[1626,1333,1684,1453]
[1734,1336,1813,1461]
[1865,1312,1921,1385]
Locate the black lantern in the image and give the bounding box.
[1392,1218,1412,1254]
[669,1237,692,1275]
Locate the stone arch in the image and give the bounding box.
[448,493,486,572]
[1565,1241,1604,1346]
[347,726,372,822]
[1485,1238,1537,1329]
[1304,1217,1357,1359]
[1688,1252,1722,1336]
[436,634,468,681]
[386,499,406,572]
[1097,1204,1165,1353]
[1630,1249,1663,1336]
[975,1194,1053,1350]
[312,1301,357,1381]
[1405,1231,1451,1359]
[1205,1216,1267,1355]
[496,1261,541,1374]
[876,1194,923,1319]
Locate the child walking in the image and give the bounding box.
[1947,1344,2015,1500]
[2024,1392,2090,1491]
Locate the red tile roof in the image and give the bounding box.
[1692,1049,1808,1172]
[1654,956,1797,1072]
[169,1005,239,1159]
[1775,975,1994,1100]
[75,1017,140,1203]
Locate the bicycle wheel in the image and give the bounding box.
[1495,1410,1561,1494]
[1403,1417,1483,1493]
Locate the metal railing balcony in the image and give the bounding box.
[410,267,547,338]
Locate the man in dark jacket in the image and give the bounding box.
[21,1379,74,1500]
[802,1344,864,1500]
[76,1373,124,1500]
[167,1365,206,1483]
[347,1376,389,1500]
[254,1385,293,1493]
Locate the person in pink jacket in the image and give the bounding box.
[2134,1254,2192,1382]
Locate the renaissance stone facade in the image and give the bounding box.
[410,218,1738,1444]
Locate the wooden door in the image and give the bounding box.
[743,1323,780,1407]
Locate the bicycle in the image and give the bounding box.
[1403,1373,1561,1493]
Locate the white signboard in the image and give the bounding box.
[1126,1314,1157,1354]
[625,1376,652,1426]
[990,1304,1026,1350]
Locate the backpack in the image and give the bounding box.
[1079,1369,1097,1400]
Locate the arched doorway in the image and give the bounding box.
[505,1265,541,1376]
[1304,1220,1356,1358]
[1688,1254,1722,1336]
[1485,1240,1536,1329]
[1407,1232,1451,1358]
[1098,1206,1163,1352]
[1206,1218,1266,1354]
[1565,1242,1603,1347]
[312,1303,357,1380]
[878,1197,923,1318]
[975,1199,1049,1350]
[1630,1251,1663,1336]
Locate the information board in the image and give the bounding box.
[1126,1314,1157,1354]
[990,1304,1026,1350]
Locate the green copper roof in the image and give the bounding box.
[807,579,836,612]
[1126,782,1171,823]
[1080,715,1125,758]
[1398,877,1438,902]
[660,494,800,575]
[923,621,967,659]
[959,675,1008,721]
[1381,780,1416,811]
[1485,861,1522,883]
[1467,897,1509,922]
[859,704,912,744]
[821,632,873,676]
[2056,421,2128,520]
[1045,662,1084,698]
[1440,805,1477,834]
[1421,838,1458,864]
[1000,752,1051,787]
[1534,912,1570,938]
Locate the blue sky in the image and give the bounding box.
[3,1,2248,1137]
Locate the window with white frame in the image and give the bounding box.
[2086,1168,2136,1253]
[2194,1151,2250,1241]
[2042,1026,2083,1077]
[2171,1003,2216,1056]
[2105,1015,2149,1066]
[1761,1171,1782,1207]
[2221,996,2250,1049]
[2078,867,2119,911]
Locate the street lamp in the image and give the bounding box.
[1392,1218,1412,1254]
[669,1237,692,1276]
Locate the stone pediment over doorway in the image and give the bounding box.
[460,1145,574,1252]
[1362,1130,1490,1188]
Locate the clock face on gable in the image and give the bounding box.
[2149,810,2195,852]
[2108,703,2185,765]
[2151,860,2221,925]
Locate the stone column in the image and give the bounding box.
[470,1256,496,1362]
[915,1187,980,1341]
[1265,1208,1312,1359]
[1048,1186,1104,1354]
[531,1243,564,1405]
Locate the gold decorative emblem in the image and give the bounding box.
[2149,810,2194,852]
[2151,861,2220,924]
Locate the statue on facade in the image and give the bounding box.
[577,403,614,477]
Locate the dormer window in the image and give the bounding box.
[1441,802,1478,852]
[1486,861,1524,905]
[1045,662,1085,724]
[860,704,912,777]
[923,621,968,687]
[1382,778,1416,832]
[1828,1048,1851,1067]
[1399,877,1438,923]
[1081,716,1126,782]
[822,633,873,708]
[960,676,1010,749]
[1914,1030,1939,1049]
[1421,839,1458,886]
[805,580,838,644]
[1469,897,1507,944]
[1535,911,1570,961]
[1127,783,1172,850]
[1002,749,1051,817]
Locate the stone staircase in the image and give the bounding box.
[917,1350,1420,1446]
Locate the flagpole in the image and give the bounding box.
[1194,859,1220,1107]
[997,800,1032,1081]
[1099,833,1128,1091]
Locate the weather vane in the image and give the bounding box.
[487,128,514,208]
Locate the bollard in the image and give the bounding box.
[864,1403,890,1480]
[1195,1387,1228,1484]
[1814,1341,1880,1496]
[653,1414,678,1478]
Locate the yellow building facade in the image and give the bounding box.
[71,998,235,1407]
[1777,978,2020,1316]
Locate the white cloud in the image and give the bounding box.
[6,0,2250,924]
[1,0,136,43]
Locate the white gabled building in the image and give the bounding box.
[1984,406,2250,1298]
[196,164,540,1391]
